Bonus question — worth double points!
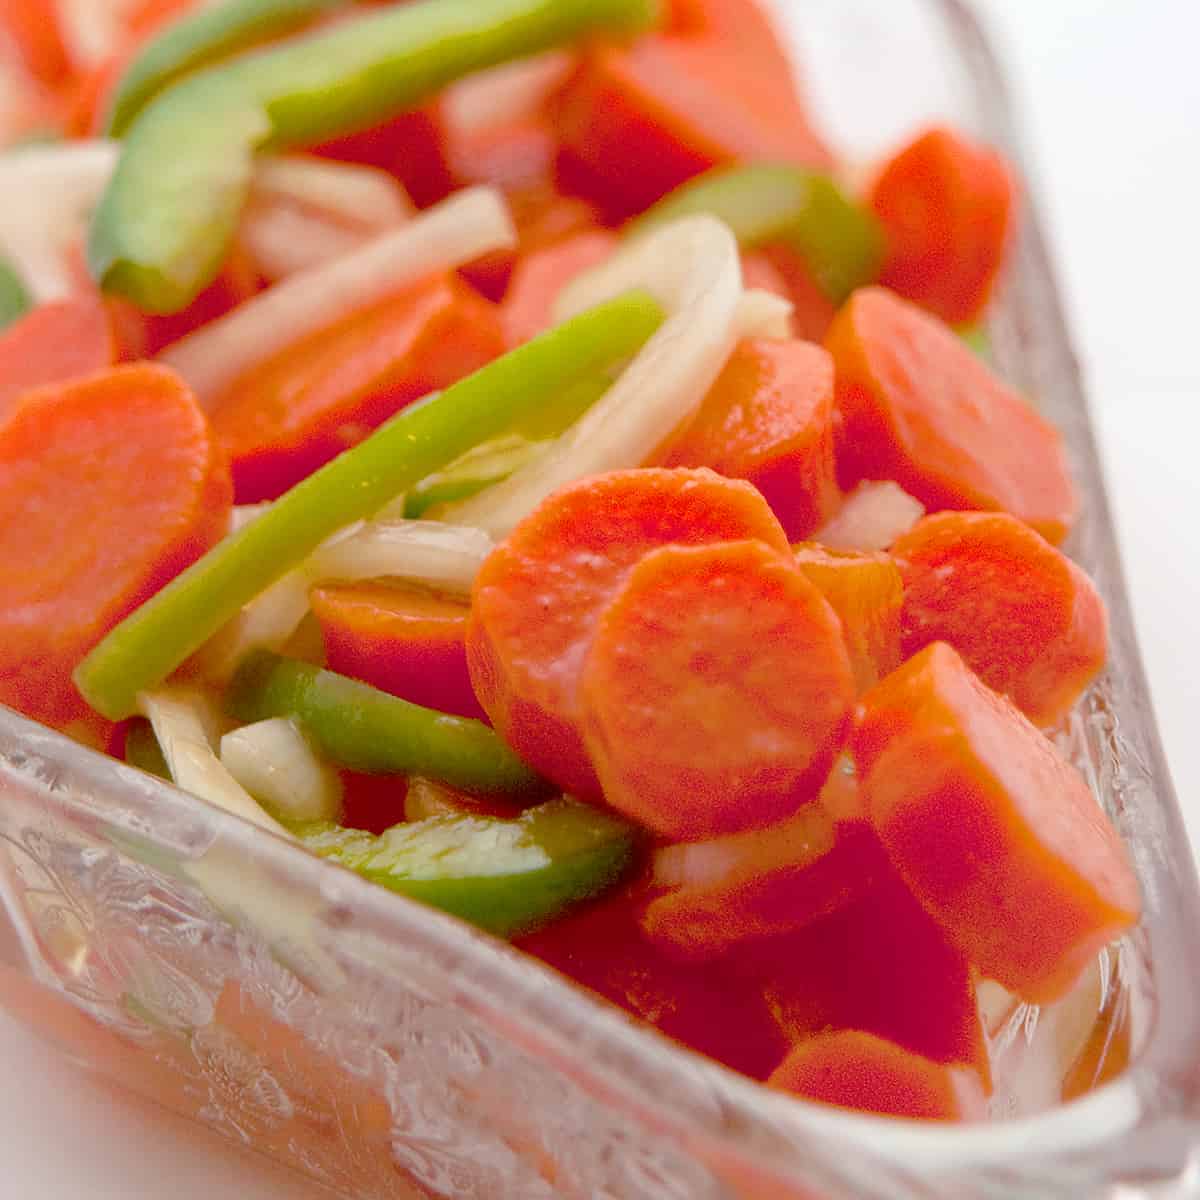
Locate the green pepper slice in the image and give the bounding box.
[0,258,31,332]
[404,434,547,519]
[90,0,661,312]
[229,652,542,796]
[302,799,635,937]
[105,0,351,138]
[630,163,884,304]
[74,291,661,720]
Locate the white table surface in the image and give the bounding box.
[3,2,1198,1196]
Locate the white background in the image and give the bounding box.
[1,2,1198,1195]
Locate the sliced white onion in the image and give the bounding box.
[442,215,743,538]
[251,156,412,230]
[160,186,517,408]
[444,51,573,134]
[816,481,926,552]
[230,503,272,533]
[0,141,119,301]
[241,204,367,282]
[733,287,794,340]
[220,718,343,826]
[56,0,137,70]
[139,687,292,839]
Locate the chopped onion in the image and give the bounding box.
[251,156,412,230]
[444,50,574,133]
[56,0,136,69]
[0,141,119,300]
[221,718,343,826]
[733,287,794,340]
[230,503,271,533]
[160,186,517,408]
[139,687,292,838]
[442,215,743,538]
[241,204,367,282]
[816,481,926,552]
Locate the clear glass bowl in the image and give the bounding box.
[3,2,1200,1197]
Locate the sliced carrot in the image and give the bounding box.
[0,295,119,421]
[0,0,72,87]
[64,46,134,138]
[208,273,504,502]
[311,582,486,722]
[853,642,1141,1004]
[768,1031,988,1122]
[663,338,840,541]
[469,468,790,799]
[0,364,232,729]
[555,36,831,220]
[642,779,888,958]
[793,543,903,692]
[667,0,800,98]
[826,287,1077,543]
[869,126,1018,326]
[758,243,838,342]
[517,887,790,1081]
[580,539,855,839]
[744,867,990,1086]
[501,229,618,348]
[891,512,1107,727]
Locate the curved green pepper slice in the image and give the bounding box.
[228,651,543,796]
[302,799,635,937]
[90,0,661,312]
[630,163,884,305]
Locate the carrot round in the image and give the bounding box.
[826,287,1077,543]
[469,468,790,799]
[853,642,1141,1004]
[664,338,839,541]
[868,126,1018,326]
[580,538,855,839]
[312,582,486,722]
[757,243,837,342]
[0,364,232,729]
[793,543,903,693]
[891,512,1108,727]
[209,274,504,502]
[0,0,72,87]
[768,1031,988,1123]
[0,295,119,421]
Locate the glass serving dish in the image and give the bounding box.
[2,1,1200,1196]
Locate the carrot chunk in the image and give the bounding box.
[757,244,837,342]
[891,512,1107,727]
[0,295,119,421]
[0,364,232,729]
[208,274,504,502]
[0,0,72,87]
[312,582,485,722]
[868,126,1018,326]
[853,643,1141,1004]
[663,339,839,541]
[580,539,855,839]
[793,543,903,693]
[469,468,790,799]
[768,1031,988,1122]
[746,868,990,1086]
[826,287,1077,542]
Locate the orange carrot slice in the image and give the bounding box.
[580,539,855,839]
[469,468,790,798]
[0,0,72,87]
[758,243,837,342]
[826,287,1077,543]
[0,364,232,729]
[768,1031,988,1122]
[312,582,485,722]
[663,338,840,540]
[869,126,1018,326]
[793,543,903,692]
[853,642,1141,1004]
[209,273,504,501]
[891,512,1107,727]
[0,295,119,421]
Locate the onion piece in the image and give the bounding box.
[241,205,366,282]
[220,717,344,826]
[139,687,292,838]
[816,481,926,552]
[160,186,517,408]
[442,215,743,538]
[56,0,135,70]
[444,50,574,133]
[734,287,794,340]
[251,156,412,230]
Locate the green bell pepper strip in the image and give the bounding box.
[629,163,884,305]
[105,0,352,138]
[229,651,542,795]
[404,433,547,520]
[0,258,31,332]
[90,0,661,312]
[300,799,635,937]
[74,291,663,720]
